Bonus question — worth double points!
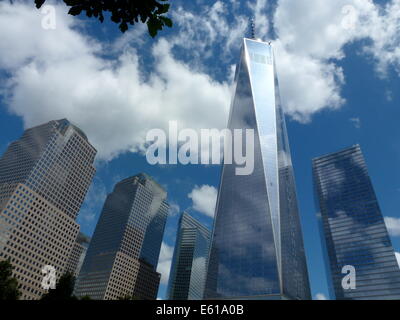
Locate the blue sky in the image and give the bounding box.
[0,0,400,300]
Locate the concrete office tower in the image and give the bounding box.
[66,232,91,277]
[204,38,311,300]
[74,174,169,300]
[313,145,400,300]
[0,119,96,299]
[167,212,210,300]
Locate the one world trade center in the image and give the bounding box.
[204,37,311,300]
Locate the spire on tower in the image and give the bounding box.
[249,17,255,39]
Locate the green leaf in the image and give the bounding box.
[68,6,83,16]
[160,16,172,28]
[111,14,121,23]
[35,0,173,36]
[157,4,170,14]
[147,19,158,38]
[119,21,128,33]
[35,0,46,9]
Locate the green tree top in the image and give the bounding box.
[34,0,173,37]
[41,272,77,301]
[118,294,140,300]
[0,259,21,300]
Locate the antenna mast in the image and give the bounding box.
[249,17,255,39]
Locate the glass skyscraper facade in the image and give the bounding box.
[313,145,400,300]
[0,119,96,299]
[74,173,169,300]
[0,119,96,220]
[66,232,91,277]
[167,212,210,300]
[204,38,311,300]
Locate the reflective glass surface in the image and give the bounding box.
[167,212,210,300]
[313,145,400,299]
[204,39,311,300]
[75,174,168,299]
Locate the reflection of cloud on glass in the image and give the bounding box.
[78,177,107,225]
[205,39,310,300]
[315,293,327,300]
[319,163,346,202]
[168,202,180,216]
[223,208,277,260]
[384,216,400,237]
[313,145,400,299]
[157,242,174,285]
[167,213,210,300]
[218,264,278,297]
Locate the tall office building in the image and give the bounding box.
[66,232,91,277]
[74,174,169,300]
[204,38,311,300]
[313,145,400,300]
[0,119,96,299]
[167,212,210,300]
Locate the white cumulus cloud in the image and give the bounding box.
[188,185,218,217]
[1,0,400,160]
[77,177,107,226]
[272,0,400,121]
[0,2,230,162]
[385,216,400,237]
[168,202,180,217]
[156,242,174,285]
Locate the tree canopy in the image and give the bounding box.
[41,272,77,301]
[118,294,140,300]
[34,0,173,37]
[0,260,21,300]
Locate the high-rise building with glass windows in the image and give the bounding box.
[74,173,169,300]
[0,119,96,299]
[167,212,210,300]
[313,145,400,300]
[66,232,91,277]
[204,38,311,300]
